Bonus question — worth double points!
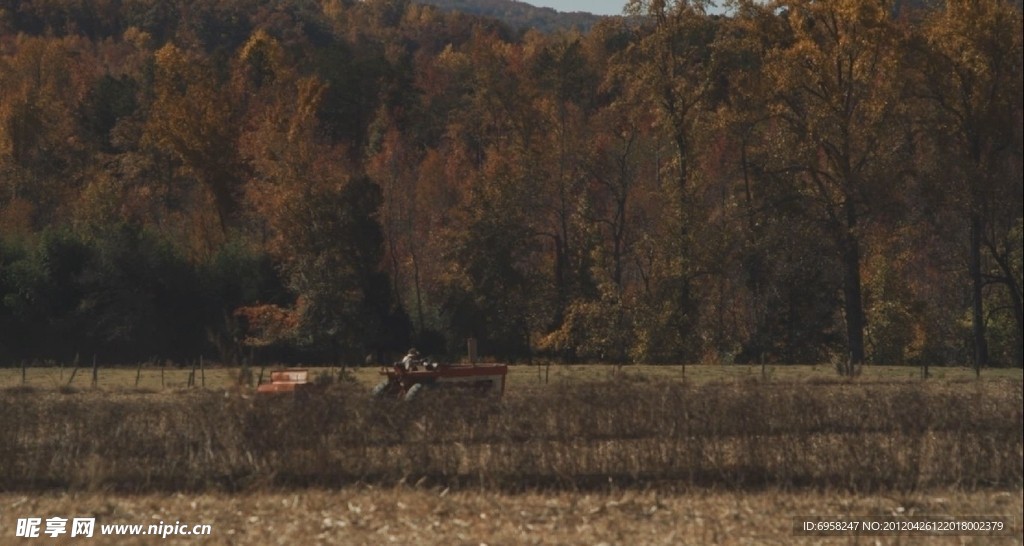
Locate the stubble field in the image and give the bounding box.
[3,488,1020,545]
[0,365,1020,544]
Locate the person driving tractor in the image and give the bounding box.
[400,348,421,371]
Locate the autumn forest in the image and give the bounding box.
[0,0,1020,369]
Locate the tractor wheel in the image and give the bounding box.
[403,383,423,401]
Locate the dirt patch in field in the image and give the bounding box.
[1,488,1019,545]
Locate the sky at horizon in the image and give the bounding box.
[527,1,629,16]
[526,1,730,16]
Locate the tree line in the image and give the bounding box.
[0,0,1020,369]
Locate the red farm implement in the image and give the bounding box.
[372,362,508,400]
[256,368,312,395]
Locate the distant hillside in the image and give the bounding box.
[417,0,605,33]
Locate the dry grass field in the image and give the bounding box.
[1,365,1020,544]
[1,362,1020,391]
[1,488,1020,545]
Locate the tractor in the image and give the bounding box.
[372,359,508,400]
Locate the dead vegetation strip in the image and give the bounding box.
[0,380,1020,493]
[0,488,1020,545]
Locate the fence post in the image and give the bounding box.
[68,354,80,386]
[200,355,205,388]
[91,354,98,388]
